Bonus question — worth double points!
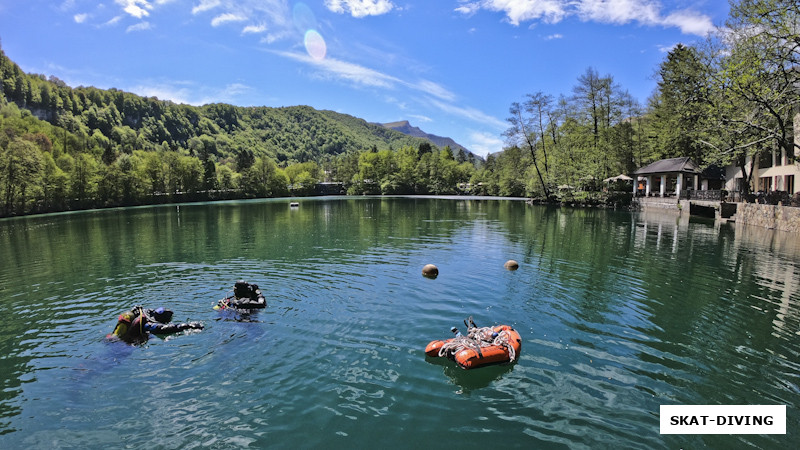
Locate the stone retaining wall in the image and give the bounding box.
[636,197,800,233]
[736,203,800,233]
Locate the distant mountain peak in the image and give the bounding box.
[380,120,476,157]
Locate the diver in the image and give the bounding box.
[107,306,203,344]
[215,280,267,310]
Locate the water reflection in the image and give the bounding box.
[424,356,515,394]
[1,198,799,448]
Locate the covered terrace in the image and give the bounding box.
[633,157,702,198]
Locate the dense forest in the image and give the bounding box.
[1,0,798,217]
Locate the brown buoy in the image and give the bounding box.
[422,264,439,279]
[504,260,519,270]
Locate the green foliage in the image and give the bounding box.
[6,0,795,218]
[0,47,470,216]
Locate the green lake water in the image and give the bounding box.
[0,196,798,449]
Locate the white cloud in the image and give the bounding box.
[455,0,715,36]
[658,42,678,53]
[192,0,291,36]
[132,82,194,104]
[325,0,395,18]
[467,130,505,157]
[115,0,152,19]
[276,51,402,89]
[192,0,221,15]
[662,10,715,36]
[428,98,507,130]
[410,114,433,123]
[576,0,661,25]
[74,13,89,23]
[211,13,247,27]
[126,21,153,32]
[130,80,254,106]
[273,50,460,103]
[455,3,481,16]
[458,0,568,26]
[545,33,563,40]
[243,23,267,34]
[416,80,456,102]
[104,16,124,26]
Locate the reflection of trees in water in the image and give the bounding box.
[509,205,800,413]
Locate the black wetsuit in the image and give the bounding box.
[218,282,267,310]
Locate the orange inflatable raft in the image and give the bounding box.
[425,324,521,370]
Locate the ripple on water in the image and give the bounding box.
[2,200,800,449]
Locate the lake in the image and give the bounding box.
[0,197,798,448]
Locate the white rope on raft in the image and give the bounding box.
[437,325,516,362]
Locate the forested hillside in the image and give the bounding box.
[1,0,797,217]
[0,46,477,217]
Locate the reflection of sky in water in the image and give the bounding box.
[293,3,326,60]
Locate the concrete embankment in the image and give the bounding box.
[635,197,800,233]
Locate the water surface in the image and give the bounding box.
[0,197,798,448]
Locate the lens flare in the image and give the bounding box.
[293,3,316,34]
[304,29,326,60]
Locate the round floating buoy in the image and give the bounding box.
[504,260,519,270]
[422,264,439,279]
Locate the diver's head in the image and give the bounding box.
[234,280,249,297]
[152,307,173,323]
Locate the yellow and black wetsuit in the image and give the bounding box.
[108,306,202,344]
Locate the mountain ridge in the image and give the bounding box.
[380,120,475,158]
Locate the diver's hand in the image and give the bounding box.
[186,321,204,330]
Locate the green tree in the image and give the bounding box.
[178,154,203,193]
[241,157,288,197]
[506,101,550,198]
[202,158,218,191]
[41,152,68,211]
[649,44,712,163]
[0,137,43,214]
[217,164,237,190]
[71,153,98,204]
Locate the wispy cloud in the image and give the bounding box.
[658,42,678,53]
[416,80,456,102]
[325,0,395,18]
[455,0,715,36]
[126,21,152,32]
[243,23,267,34]
[275,50,401,89]
[211,13,247,27]
[410,114,433,123]
[104,16,124,27]
[192,0,221,15]
[273,50,459,103]
[191,0,291,36]
[456,0,568,25]
[74,13,89,23]
[467,130,505,157]
[428,98,507,130]
[545,33,563,40]
[130,79,254,105]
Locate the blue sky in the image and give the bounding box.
[0,0,730,157]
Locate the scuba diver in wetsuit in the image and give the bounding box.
[215,280,267,310]
[108,306,203,344]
